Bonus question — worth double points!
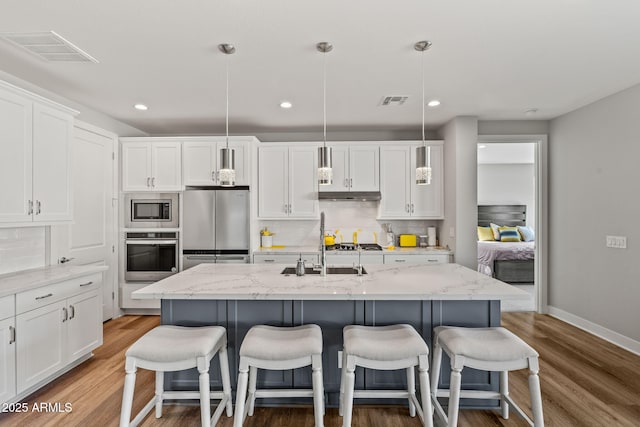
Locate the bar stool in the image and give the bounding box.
[339,324,434,427]
[431,326,544,427]
[234,324,324,427]
[119,325,233,427]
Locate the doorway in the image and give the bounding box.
[477,135,548,313]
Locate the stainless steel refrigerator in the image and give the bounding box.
[182,188,250,268]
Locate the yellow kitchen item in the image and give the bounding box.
[387,245,395,250]
[399,234,417,247]
[324,234,335,246]
[353,229,361,244]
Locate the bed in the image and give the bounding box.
[477,205,535,284]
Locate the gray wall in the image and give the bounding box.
[479,120,550,135]
[478,164,535,228]
[550,83,640,341]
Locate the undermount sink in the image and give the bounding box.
[281,266,367,275]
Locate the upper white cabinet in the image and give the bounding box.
[121,139,182,191]
[183,137,252,186]
[379,142,443,219]
[0,81,76,224]
[258,145,318,219]
[319,143,379,192]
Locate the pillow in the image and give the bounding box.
[477,226,494,241]
[517,225,535,242]
[498,226,521,242]
[489,223,501,241]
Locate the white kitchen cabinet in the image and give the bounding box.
[258,145,318,219]
[253,253,319,264]
[0,295,16,403]
[0,81,76,224]
[121,140,182,191]
[325,253,384,265]
[384,253,450,264]
[379,142,443,219]
[183,138,250,186]
[319,143,379,192]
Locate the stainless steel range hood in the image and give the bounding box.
[318,191,381,201]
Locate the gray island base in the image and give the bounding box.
[134,263,528,409]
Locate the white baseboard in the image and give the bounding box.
[547,305,640,356]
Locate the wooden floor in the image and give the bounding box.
[1,312,639,427]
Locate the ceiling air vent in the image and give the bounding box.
[0,31,98,63]
[380,96,408,106]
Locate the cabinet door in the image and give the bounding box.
[122,142,152,191]
[318,145,348,192]
[183,141,216,185]
[411,144,444,218]
[258,146,289,218]
[32,103,73,221]
[16,300,67,393]
[67,291,102,361]
[289,146,318,218]
[0,317,16,403]
[379,146,411,218]
[0,88,32,223]
[151,141,182,190]
[349,145,379,191]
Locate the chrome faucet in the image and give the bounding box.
[319,211,327,276]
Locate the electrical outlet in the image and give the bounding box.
[606,235,627,249]
[449,227,455,238]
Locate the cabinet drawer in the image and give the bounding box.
[384,254,449,264]
[0,295,15,319]
[16,273,101,314]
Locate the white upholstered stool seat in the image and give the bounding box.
[234,324,324,427]
[340,325,433,427]
[431,326,544,427]
[119,325,233,427]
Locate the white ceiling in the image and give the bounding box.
[2,1,640,136]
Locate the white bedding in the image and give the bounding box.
[477,241,535,276]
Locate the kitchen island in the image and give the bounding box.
[133,262,527,408]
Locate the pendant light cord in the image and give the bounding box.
[225,56,230,148]
[421,47,425,146]
[323,49,327,148]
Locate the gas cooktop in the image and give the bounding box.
[326,243,383,251]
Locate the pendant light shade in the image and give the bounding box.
[317,42,333,185]
[415,40,432,186]
[218,43,236,187]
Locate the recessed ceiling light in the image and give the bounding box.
[134,104,148,111]
[427,100,441,107]
[478,145,487,149]
[280,101,293,109]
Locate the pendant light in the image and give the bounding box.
[415,40,432,185]
[317,42,333,185]
[218,43,236,187]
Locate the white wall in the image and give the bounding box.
[478,164,535,228]
[550,83,640,342]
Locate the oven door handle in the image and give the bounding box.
[125,240,178,245]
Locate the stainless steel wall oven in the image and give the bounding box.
[125,231,178,281]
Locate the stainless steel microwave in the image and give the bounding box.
[125,193,179,228]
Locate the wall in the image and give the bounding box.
[549,83,640,343]
[478,120,550,136]
[478,164,535,228]
[0,227,46,274]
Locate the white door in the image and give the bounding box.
[183,141,217,185]
[412,144,444,218]
[50,124,117,321]
[318,145,348,192]
[0,317,16,402]
[258,146,289,218]
[0,87,32,223]
[289,146,318,218]
[67,290,102,361]
[151,141,182,190]
[350,145,379,191]
[379,146,411,218]
[122,142,152,191]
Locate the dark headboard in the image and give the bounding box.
[478,205,526,227]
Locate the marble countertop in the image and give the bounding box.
[133,263,526,301]
[0,264,108,298]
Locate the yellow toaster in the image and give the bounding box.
[399,234,417,247]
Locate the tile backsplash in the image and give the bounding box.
[258,201,440,247]
[0,227,46,275]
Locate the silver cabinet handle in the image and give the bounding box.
[62,307,68,322]
[79,281,93,287]
[69,305,75,320]
[147,177,151,187]
[263,259,275,263]
[35,293,53,300]
[395,259,406,262]
[411,204,415,213]
[427,259,438,263]
[59,256,74,264]
[151,177,155,187]
[344,178,349,188]
[9,326,15,344]
[211,171,216,182]
[35,200,41,215]
[283,204,288,213]
[288,204,292,214]
[350,178,353,187]
[28,200,33,215]
[214,170,220,183]
[406,204,410,213]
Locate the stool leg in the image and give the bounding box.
[339,349,347,416]
[430,343,442,401]
[119,363,136,427]
[529,369,544,426]
[197,357,211,427]
[418,356,434,427]
[500,370,509,419]
[447,367,462,427]
[219,345,234,417]
[342,356,356,427]
[312,354,325,427]
[407,366,416,417]
[155,371,164,418]
[247,366,257,416]
[234,360,249,427]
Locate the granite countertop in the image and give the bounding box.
[133,263,526,301]
[0,264,108,298]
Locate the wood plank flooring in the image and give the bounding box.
[1,312,639,426]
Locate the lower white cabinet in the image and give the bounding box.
[0,308,16,403]
[325,253,384,265]
[383,253,451,264]
[253,253,319,265]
